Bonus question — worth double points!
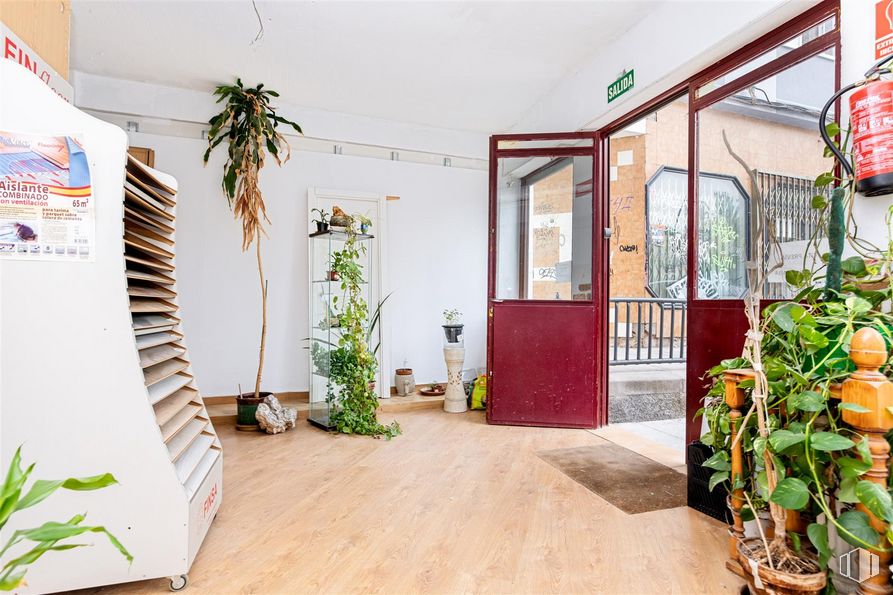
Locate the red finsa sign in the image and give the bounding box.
[201,483,218,520]
[1,22,73,102]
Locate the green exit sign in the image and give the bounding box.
[608,70,635,103]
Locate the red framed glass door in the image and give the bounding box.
[487,133,604,428]
[683,3,840,445]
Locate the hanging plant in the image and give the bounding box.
[328,222,400,439]
[202,79,302,401]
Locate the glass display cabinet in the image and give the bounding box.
[308,229,374,430]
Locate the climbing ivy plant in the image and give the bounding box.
[328,223,400,439]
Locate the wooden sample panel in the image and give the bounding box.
[122,155,220,501]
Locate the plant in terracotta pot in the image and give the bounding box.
[203,78,303,430]
[442,308,463,344]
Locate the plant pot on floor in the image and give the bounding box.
[736,538,825,595]
[236,391,273,431]
[442,324,464,345]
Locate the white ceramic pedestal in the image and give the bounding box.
[443,347,468,413]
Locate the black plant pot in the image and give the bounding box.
[236,391,272,432]
[442,324,464,343]
[315,221,329,233]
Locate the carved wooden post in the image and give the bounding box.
[723,368,752,572]
[841,327,893,595]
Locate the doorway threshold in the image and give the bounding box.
[589,417,686,473]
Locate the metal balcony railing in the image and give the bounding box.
[609,297,686,365]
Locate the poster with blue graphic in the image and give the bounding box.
[0,131,94,261]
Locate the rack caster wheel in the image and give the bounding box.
[169,574,188,591]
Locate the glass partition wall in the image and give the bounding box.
[594,1,839,450]
[681,3,839,447]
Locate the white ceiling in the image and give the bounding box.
[70,1,662,133]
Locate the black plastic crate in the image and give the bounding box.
[687,441,732,524]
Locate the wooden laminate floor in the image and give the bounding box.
[87,410,742,595]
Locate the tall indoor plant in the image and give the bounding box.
[203,79,302,429]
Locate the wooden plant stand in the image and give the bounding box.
[721,328,893,593]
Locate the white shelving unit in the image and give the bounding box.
[0,60,221,593]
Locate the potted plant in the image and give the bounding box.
[442,308,463,344]
[358,215,372,235]
[0,446,131,590]
[311,208,330,233]
[203,78,303,430]
[325,219,399,438]
[700,128,893,593]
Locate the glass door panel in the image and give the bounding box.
[696,50,835,300]
[494,155,593,300]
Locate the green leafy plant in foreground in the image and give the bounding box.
[699,122,893,580]
[0,446,131,590]
[701,288,893,570]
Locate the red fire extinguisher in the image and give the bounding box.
[821,57,893,196]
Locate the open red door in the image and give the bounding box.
[486,133,604,428]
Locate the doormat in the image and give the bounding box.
[537,443,686,514]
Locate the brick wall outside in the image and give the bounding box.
[610,98,832,300]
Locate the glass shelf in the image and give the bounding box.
[308,225,374,431]
[312,279,367,284]
[309,230,374,241]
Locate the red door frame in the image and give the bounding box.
[486,132,603,427]
[486,0,840,435]
[595,0,840,446]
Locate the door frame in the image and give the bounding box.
[592,0,840,445]
[487,132,605,427]
[485,0,840,434]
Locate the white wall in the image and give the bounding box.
[841,0,891,246]
[127,131,487,396]
[74,72,488,161]
[511,0,819,134]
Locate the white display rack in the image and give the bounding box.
[0,60,221,593]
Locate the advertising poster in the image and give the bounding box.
[0,131,94,262]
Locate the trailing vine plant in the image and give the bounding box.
[327,222,400,439]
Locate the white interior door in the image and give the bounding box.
[308,188,390,399]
